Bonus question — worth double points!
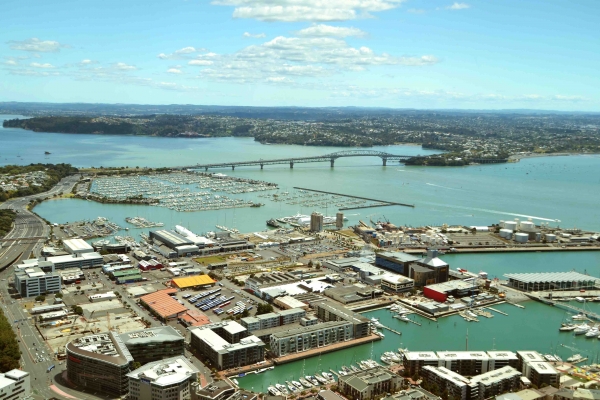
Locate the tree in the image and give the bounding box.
[72,305,83,315]
[255,303,274,315]
[76,286,81,290]
[132,361,142,370]
[55,292,63,298]
[241,309,250,318]
[35,295,45,302]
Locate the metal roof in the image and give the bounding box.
[504,271,599,283]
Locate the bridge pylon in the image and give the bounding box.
[330,158,335,168]
[290,161,294,169]
[382,157,387,166]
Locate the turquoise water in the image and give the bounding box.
[3,114,600,389]
[237,302,600,392]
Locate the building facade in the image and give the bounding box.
[14,266,61,297]
[127,356,198,400]
[66,332,134,396]
[338,366,403,400]
[0,369,30,400]
[269,321,353,357]
[120,326,185,365]
[314,301,371,339]
[189,324,265,370]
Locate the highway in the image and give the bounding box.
[0,175,80,400]
[0,175,79,269]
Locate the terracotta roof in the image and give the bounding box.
[140,289,187,318]
[180,309,211,327]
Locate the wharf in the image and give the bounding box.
[404,246,600,254]
[293,187,414,208]
[223,361,275,377]
[272,334,382,365]
[527,293,600,321]
[486,307,508,316]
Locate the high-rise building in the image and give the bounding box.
[310,212,323,232]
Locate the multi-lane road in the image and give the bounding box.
[0,175,80,400]
[0,175,79,269]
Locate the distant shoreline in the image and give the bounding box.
[509,152,600,161]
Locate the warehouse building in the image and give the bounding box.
[58,267,85,284]
[119,326,185,365]
[127,356,198,400]
[505,272,600,292]
[14,266,61,297]
[63,238,94,255]
[375,252,420,275]
[88,291,117,302]
[423,280,479,303]
[323,285,384,305]
[46,252,104,270]
[113,269,143,284]
[140,289,188,321]
[66,331,134,396]
[149,230,193,249]
[381,274,415,293]
[171,275,216,289]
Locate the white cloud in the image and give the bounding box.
[243,32,266,38]
[167,68,183,74]
[30,62,54,68]
[9,38,66,52]
[115,62,137,71]
[5,60,18,66]
[212,0,407,22]
[296,24,366,38]
[81,59,93,65]
[158,46,204,59]
[447,2,470,10]
[173,34,437,85]
[188,59,214,66]
[407,8,426,14]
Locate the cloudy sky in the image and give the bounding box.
[1,0,598,110]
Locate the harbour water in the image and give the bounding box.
[3,114,600,389]
[236,301,600,392]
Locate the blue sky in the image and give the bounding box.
[1,0,599,110]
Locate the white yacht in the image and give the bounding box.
[574,323,591,335]
[586,327,600,338]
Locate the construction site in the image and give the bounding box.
[36,298,146,359]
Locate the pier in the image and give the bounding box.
[179,150,414,171]
[486,307,508,316]
[293,187,414,208]
[392,315,422,326]
[527,293,600,321]
[380,324,403,336]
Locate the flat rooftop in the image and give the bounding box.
[127,356,198,387]
[505,271,599,284]
[119,326,183,345]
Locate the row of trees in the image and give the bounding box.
[0,210,16,238]
[0,310,21,372]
